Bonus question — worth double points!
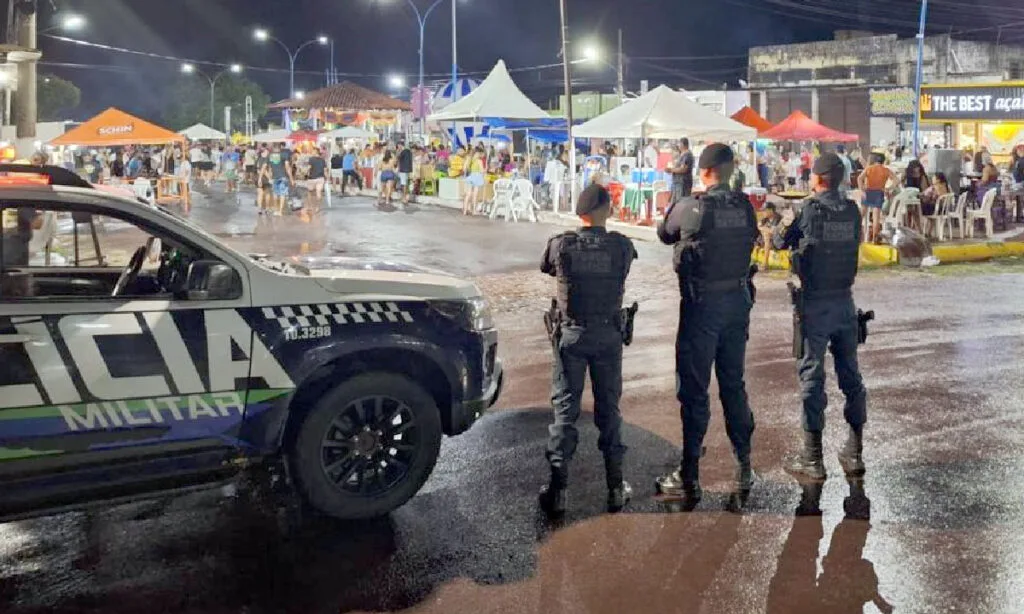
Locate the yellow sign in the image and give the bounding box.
[2,208,18,230]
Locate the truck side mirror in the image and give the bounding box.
[185,260,242,301]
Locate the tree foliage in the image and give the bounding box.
[163,73,271,133]
[38,74,81,121]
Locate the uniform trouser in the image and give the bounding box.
[547,324,626,469]
[797,296,867,432]
[675,290,756,464]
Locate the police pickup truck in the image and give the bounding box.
[0,165,502,521]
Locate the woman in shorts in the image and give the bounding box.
[378,150,398,206]
[256,149,272,214]
[857,152,895,243]
[463,149,486,215]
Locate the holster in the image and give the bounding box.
[619,302,639,346]
[543,298,562,346]
[787,282,805,360]
[747,264,759,303]
[857,309,875,345]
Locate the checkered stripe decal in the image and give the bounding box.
[262,302,414,329]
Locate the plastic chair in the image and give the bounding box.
[967,189,997,238]
[925,193,952,240]
[510,178,539,223]
[942,192,968,241]
[888,188,919,227]
[489,178,515,221]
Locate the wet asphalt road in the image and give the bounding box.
[3,188,1024,613]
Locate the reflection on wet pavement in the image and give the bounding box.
[2,189,1024,613]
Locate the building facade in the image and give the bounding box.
[746,31,1024,151]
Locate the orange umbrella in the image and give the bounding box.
[51,108,185,147]
[730,106,774,136]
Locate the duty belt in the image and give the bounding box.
[700,278,747,293]
[564,315,618,327]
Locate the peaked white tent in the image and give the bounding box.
[251,129,290,143]
[320,126,375,140]
[427,59,550,122]
[573,85,756,142]
[179,123,227,141]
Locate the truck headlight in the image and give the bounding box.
[430,297,495,331]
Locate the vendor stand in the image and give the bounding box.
[427,60,552,208]
[49,107,188,206]
[573,85,756,223]
[919,82,1024,163]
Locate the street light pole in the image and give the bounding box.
[559,0,575,214]
[912,0,928,157]
[451,0,459,100]
[400,0,445,140]
[617,28,625,103]
[183,64,242,127]
[254,29,328,98]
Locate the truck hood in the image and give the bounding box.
[297,256,479,301]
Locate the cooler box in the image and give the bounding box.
[631,168,657,184]
[745,187,767,210]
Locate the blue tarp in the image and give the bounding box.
[484,117,582,130]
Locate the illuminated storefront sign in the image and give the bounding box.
[920,83,1024,122]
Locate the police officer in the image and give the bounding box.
[773,152,868,481]
[539,173,637,518]
[655,143,758,511]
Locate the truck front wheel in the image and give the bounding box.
[292,373,443,520]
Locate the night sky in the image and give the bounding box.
[7,0,1018,122]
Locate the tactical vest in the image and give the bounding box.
[556,231,628,322]
[688,189,756,287]
[795,194,860,297]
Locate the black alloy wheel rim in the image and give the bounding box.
[319,395,419,496]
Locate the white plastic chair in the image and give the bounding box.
[924,193,951,240]
[489,178,515,221]
[510,178,539,223]
[888,188,919,227]
[967,188,997,238]
[942,192,968,240]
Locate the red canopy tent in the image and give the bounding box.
[760,110,858,142]
[730,106,774,136]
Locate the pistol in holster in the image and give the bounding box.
[787,282,805,360]
[747,264,759,303]
[857,309,875,345]
[543,298,562,346]
[619,302,639,346]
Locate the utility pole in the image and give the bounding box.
[559,0,575,213]
[912,0,928,158]
[617,28,624,103]
[451,0,458,100]
[13,0,38,151]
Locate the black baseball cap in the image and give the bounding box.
[575,182,611,216]
[812,152,844,176]
[698,143,735,169]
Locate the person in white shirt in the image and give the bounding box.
[785,152,802,189]
[643,141,658,168]
[243,147,258,185]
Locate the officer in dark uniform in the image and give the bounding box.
[655,143,759,511]
[773,153,868,481]
[539,173,638,518]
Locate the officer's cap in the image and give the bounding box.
[698,143,734,170]
[812,152,844,176]
[575,182,611,216]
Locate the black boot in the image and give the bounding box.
[727,456,754,513]
[605,458,632,513]
[837,425,866,477]
[655,456,701,511]
[786,430,826,481]
[538,465,568,519]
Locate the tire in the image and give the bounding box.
[292,373,442,520]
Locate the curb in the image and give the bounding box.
[932,241,1024,263]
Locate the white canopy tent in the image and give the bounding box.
[573,85,756,142]
[251,129,290,143]
[427,59,551,122]
[179,123,227,141]
[320,126,375,140]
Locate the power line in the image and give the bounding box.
[632,54,748,61]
